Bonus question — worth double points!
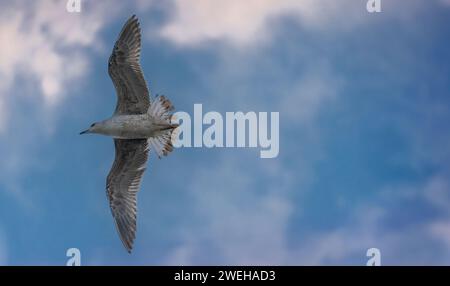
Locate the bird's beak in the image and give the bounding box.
[80,129,89,135]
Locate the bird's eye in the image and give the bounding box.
[91,123,96,127]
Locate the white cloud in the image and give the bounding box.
[159,0,366,47]
[158,0,449,49]
[290,207,385,265]
[285,196,450,265]
[165,154,296,265]
[0,0,121,210]
[158,2,347,265]
[0,0,119,133]
[0,0,159,209]
[0,1,126,217]
[153,0,450,265]
[164,167,450,265]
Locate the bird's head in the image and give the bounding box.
[80,122,101,135]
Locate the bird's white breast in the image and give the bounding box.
[101,114,160,139]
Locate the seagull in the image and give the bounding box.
[80,15,178,253]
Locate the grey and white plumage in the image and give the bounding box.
[107,139,148,252]
[109,15,149,115]
[80,15,177,252]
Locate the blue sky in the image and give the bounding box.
[1,0,450,265]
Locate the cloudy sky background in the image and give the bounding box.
[1,0,450,265]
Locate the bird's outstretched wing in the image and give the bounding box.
[107,139,149,252]
[108,15,150,115]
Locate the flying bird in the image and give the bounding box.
[80,15,178,252]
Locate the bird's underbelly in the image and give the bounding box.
[106,115,161,139]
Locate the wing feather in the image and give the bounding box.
[106,139,149,252]
[108,15,150,115]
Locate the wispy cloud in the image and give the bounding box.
[164,171,450,265]
[0,0,120,210]
[0,0,114,132]
[155,0,449,265]
[165,153,295,265]
[159,0,366,48]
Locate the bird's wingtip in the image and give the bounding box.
[123,239,134,253]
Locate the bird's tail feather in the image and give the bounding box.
[148,95,175,121]
[148,129,176,158]
[147,95,178,158]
